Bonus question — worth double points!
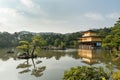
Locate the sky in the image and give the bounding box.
[0,0,120,33]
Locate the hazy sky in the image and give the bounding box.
[0,0,120,33]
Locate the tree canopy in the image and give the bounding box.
[0,31,82,48]
[102,18,120,51]
[17,35,46,56]
[63,66,109,80]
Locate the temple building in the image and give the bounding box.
[78,30,102,49]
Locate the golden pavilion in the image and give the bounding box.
[78,30,102,49]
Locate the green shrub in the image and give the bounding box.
[63,66,109,80]
[112,70,120,80]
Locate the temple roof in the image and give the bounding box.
[82,30,97,34]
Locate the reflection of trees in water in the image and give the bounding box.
[37,50,66,60]
[98,50,120,69]
[16,59,32,74]
[0,48,17,61]
[78,49,120,70]
[67,52,79,59]
[77,49,120,78]
[0,49,78,61]
[100,50,112,62]
[99,50,120,77]
[16,58,46,77]
[1,48,120,68]
[37,50,78,60]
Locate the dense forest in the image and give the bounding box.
[102,18,120,51]
[0,31,82,48]
[0,18,120,50]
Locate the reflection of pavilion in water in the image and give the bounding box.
[78,49,101,65]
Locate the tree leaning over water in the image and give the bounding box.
[17,35,46,57]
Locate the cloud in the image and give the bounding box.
[106,13,120,19]
[20,0,46,18]
[20,0,34,8]
[0,7,25,24]
[0,8,23,17]
[84,13,105,21]
[20,0,40,9]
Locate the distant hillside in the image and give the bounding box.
[0,27,112,48]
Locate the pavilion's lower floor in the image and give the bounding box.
[79,42,101,49]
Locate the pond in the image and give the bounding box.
[0,48,120,80]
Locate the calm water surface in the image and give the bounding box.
[0,48,120,80]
